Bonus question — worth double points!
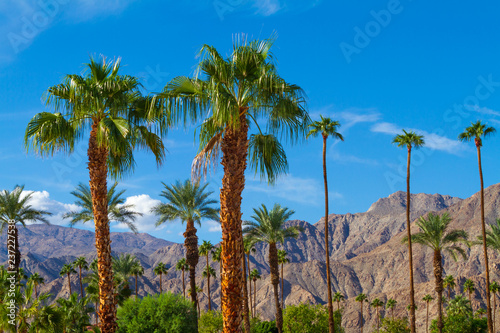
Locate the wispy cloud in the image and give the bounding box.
[207,221,222,232]
[465,105,500,117]
[330,150,379,166]
[20,190,79,226]
[309,106,380,132]
[253,0,281,15]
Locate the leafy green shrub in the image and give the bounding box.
[116,292,197,332]
[251,319,278,333]
[283,304,343,333]
[379,317,410,333]
[199,311,223,333]
[430,314,487,333]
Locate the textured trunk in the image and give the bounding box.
[13,225,21,274]
[247,254,252,317]
[280,263,284,309]
[88,121,116,333]
[376,307,380,330]
[135,275,138,299]
[206,254,211,311]
[493,294,496,332]
[220,111,248,333]
[392,307,394,320]
[426,302,429,333]
[35,283,38,299]
[184,218,199,329]
[469,291,472,306]
[269,243,283,333]
[182,268,186,298]
[79,267,84,298]
[67,273,72,294]
[406,146,416,333]
[434,250,443,333]
[159,273,162,293]
[322,135,336,333]
[254,279,257,317]
[476,143,494,333]
[242,244,251,333]
[360,302,364,333]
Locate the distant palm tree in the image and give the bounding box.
[244,203,302,333]
[422,294,434,333]
[0,185,51,273]
[202,265,217,311]
[175,258,189,298]
[464,279,476,307]
[355,293,368,333]
[370,298,384,331]
[277,249,290,309]
[490,281,499,332]
[386,298,397,319]
[188,285,203,316]
[459,120,496,333]
[243,237,257,317]
[447,294,472,317]
[113,253,139,292]
[392,129,425,333]
[131,261,144,299]
[307,115,343,333]
[154,262,168,294]
[443,275,455,301]
[199,240,214,311]
[403,212,468,333]
[333,292,345,312]
[211,246,222,306]
[476,308,487,318]
[151,179,219,315]
[63,182,142,233]
[73,257,89,298]
[250,269,262,317]
[60,263,77,295]
[28,272,45,299]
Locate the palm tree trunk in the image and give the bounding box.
[406,146,416,333]
[322,135,336,333]
[377,307,380,331]
[13,225,21,274]
[67,273,72,294]
[281,263,284,309]
[206,254,211,311]
[493,294,496,332]
[392,307,394,320]
[447,286,451,301]
[426,302,429,333]
[160,273,163,293]
[247,254,253,317]
[182,268,186,298]
[88,121,116,333]
[254,279,257,317]
[35,283,38,299]
[269,243,283,333]
[477,144,494,333]
[434,250,444,333]
[184,218,199,330]
[79,266,84,298]
[220,110,249,333]
[469,291,472,306]
[360,302,364,333]
[135,275,138,299]
[242,245,251,333]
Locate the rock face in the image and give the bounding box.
[4,185,500,332]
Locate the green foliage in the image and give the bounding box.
[56,293,94,333]
[282,303,343,333]
[116,292,197,333]
[379,317,411,333]
[251,319,278,333]
[198,311,223,333]
[430,314,487,333]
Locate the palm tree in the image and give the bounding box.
[459,120,496,333]
[25,56,166,333]
[250,269,262,317]
[244,203,302,333]
[151,179,219,320]
[131,261,144,299]
[113,253,139,297]
[355,293,368,333]
[175,258,189,298]
[447,294,472,317]
[333,292,345,312]
[464,279,476,307]
[154,262,168,293]
[479,219,500,252]
[188,285,203,316]
[386,298,397,319]
[277,249,290,310]
[371,298,384,331]
[422,294,434,333]
[307,115,343,333]
[392,129,425,333]
[243,237,257,317]
[490,281,499,332]
[73,256,89,298]
[160,35,309,332]
[443,275,455,301]
[402,212,468,333]
[240,237,255,331]
[28,272,44,299]
[60,263,77,295]
[199,240,214,311]
[63,182,142,233]
[0,185,51,273]
[202,266,217,310]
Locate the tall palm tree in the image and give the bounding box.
[63,182,142,233]
[464,279,476,307]
[443,275,455,301]
[277,249,290,309]
[459,120,496,333]
[154,262,168,294]
[175,258,189,298]
[0,185,51,273]
[333,292,345,312]
[151,179,219,322]
[159,35,309,332]
[202,265,217,310]
[422,294,434,333]
[250,269,261,317]
[386,298,397,319]
[73,257,89,298]
[25,56,166,333]
[28,272,45,299]
[243,203,302,333]
[241,237,255,331]
[392,129,425,333]
[307,115,343,333]
[113,253,139,294]
[212,247,222,279]
[403,212,468,333]
[130,261,144,299]
[490,281,499,332]
[370,298,384,331]
[60,263,77,295]
[355,293,368,333]
[199,240,214,311]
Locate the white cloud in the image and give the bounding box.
[253,0,281,15]
[371,122,400,135]
[465,105,500,117]
[337,108,381,131]
[115,194,162,233]
[20,190,79,226]
[330,150,379,166]
[207,221,222,232]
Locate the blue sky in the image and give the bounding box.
[2,0,500,245]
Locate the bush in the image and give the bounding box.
[199,311,223,333]
[251,319,278,333]
[283,304,343,333]
[379,317,410,333]
[430,314,487,333]
[116,292,197,332]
